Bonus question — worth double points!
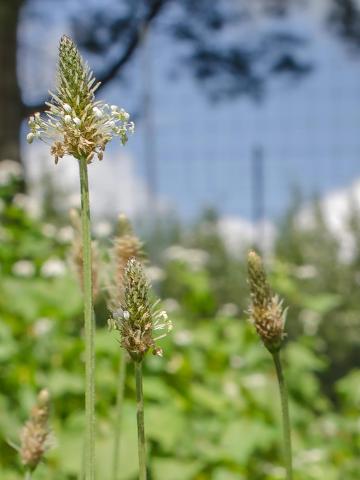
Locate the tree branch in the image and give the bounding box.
[24,0,168,115]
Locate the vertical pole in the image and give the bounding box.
[141,26,157,214]
[251,145,265,252]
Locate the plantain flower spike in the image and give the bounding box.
[247,250,287,353]
[109,214,145,308]
[27,35,134,164]
[108,258,172,362]
[20,389,52,472]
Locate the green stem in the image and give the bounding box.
[135,361,146,480]
[112,351,127,480]
[272,350,293,480]
[79,156,95,480]
[25,471,32,480]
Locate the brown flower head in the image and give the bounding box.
[20,389,51,472]
[247,250,287,353]
[108,214,145,308]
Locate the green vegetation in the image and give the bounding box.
[1,166,359,479]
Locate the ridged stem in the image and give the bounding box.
[79,156,95,480]
[135,361,146,480]
[112,350,127,480]
[272,350,293,480]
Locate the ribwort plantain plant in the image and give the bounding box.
[27,35,134,480]
[20,389,51,479]
[108,258,172,480]
[107,215,145,480]
[247,250,293,480]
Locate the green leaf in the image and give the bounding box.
[146,403,186,450]
[151,457,203,480]
[220,419,275,464]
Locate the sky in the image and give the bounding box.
[19,0,360,223]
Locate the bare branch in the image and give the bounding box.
[24,0,168,115]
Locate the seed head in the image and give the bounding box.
[27,35,134,163]
[247,250,287,353]
[108,258,172,362]
[108,214,145,307]
[20,389,51,472]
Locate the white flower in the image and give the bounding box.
[41,223,57,238]
[162,298,180,313]
[64,115,72,123]
[128,121,135,134]
[93,221,112,238]
[41,258,66,277]
[223,380,238,399]
[12,260,35,277]
[242,373,267,388]
[63,103,72,112]
[218,303,239,317]
[164,245,209,270]
[111,105,118,111]
[58,226,74,243]
[93,107,103,118]
[73,117,81,126]
[119,109,130,121]
[294,264,318,279]
[33,318,53,337]
[174,330,192,346]
[145,266,165,282]
[13,194,41,218]
[27,132,35,144]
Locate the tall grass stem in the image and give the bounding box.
[272,350,293,480]
[135,361,146,480]
[79,156,95,480]
[112,351,127,480]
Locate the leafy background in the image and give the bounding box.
[0,168,359,479]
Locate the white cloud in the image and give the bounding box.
[218,216,276,256]
[299,179,360,262]
[24,143,162,219]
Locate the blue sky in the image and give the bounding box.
[20,0,360,221]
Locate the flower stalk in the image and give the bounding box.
[247,250,293,479]
[272,350,293,480]
[27,35,134,480]
[135,361,146,480]
[108,258,172,478]
[108,215,145,480]
[112,350,127,480]
[79,156,95,480]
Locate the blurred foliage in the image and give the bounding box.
[0,168,359,478]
